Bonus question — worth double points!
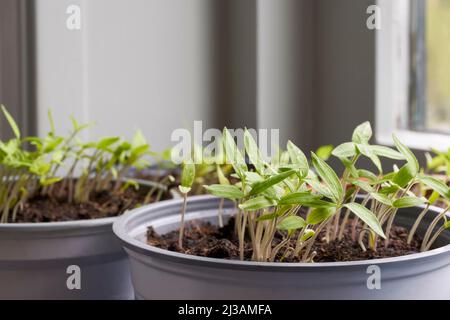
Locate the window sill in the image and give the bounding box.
[376,130,450,151]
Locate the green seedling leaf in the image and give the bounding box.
[160,148,173,161]
[352,121,372,144]
[256,206,291,221]
[278,192,335,208]
[427,152,447,172]
[301,229,315,242]
[344,203,385,238]
[132,130,148,148]
[287,141,309,177]
[357,169,378,183]
[98,137,120,150]
[332,142,357,158]
[48,109,56,135]
[344,186,357,201]
[244,129,265,174]
[40,177,62,186]
[121,179,140,192]
[111,167,118,179]
[261,184,284,200]
[1,105,21,139]
[216,165,230,185]
[356,143,382,173]
[417,174,450,200]
[392,135,419,176]
[393,196,427,208]
[196,163,215,177]
[311,152,343,203]
[30,159,51,176]
[256,205,291,221]
[223,127,247,177]
[239,196,276,211]
[428,190,440,205]
[444,221,450,229]
[51,150,64,164]
[371,192,393,206]
[370,145,404,160]
[257,212,281,221]
[393,164,415,188]
[203,184,244,200]
[278,150,290,166]
[379,184,400,195]
[249,169,296,196]
[316,145,334,161]
[277,216,306,231]
[69,115,91,132]
[306,207,335,225]
[179,162,195,194]
[351,179,375,194]
[378,171,396,183]
[305,178,335,200]
[241,171,263,183]
[70,115,79,131]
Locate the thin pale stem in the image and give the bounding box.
[239,210,247,261]
[358,229,368,252]
[421,206,449,251]
[270,235,291,262]
[407,204,430,244]
[218,198,224,228]
[178,193,188,249]
[383,209,397,248]
[302,220,328,262]
[424,226,445,251]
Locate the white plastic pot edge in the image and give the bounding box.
[113,194,450,269]
[0,178,178,232]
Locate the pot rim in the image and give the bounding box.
[113,195,450,269]
[0,178,173,231]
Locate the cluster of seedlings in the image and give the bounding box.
[0,105,165,223]
[2,104,448,262]
[172,122,449,262]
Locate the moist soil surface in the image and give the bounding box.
[13,182,171,223]
[147,217,424,262]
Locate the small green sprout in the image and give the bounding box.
[0,106,158,223]
[178,161,195,248]
[315,144,334,161]
[179,122,450,262]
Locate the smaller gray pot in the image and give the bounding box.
[113,195,450,300]
[0,179,176,300]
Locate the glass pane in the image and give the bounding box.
[426,0,450,133]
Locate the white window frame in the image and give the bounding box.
[376,0,450,151]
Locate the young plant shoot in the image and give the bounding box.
[171,122,450,262]
[178,161,195,248]
[0,105,159,223]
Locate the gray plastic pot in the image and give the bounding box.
[0,179,175,300]
[113,195,450,300]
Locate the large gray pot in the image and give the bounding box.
[0,179,175,300]
[113,195,450,299]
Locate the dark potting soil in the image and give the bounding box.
[147,217,424,262]
[13,182,171,223]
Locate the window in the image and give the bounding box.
[410,0,450,133]
[376,0,450,150]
